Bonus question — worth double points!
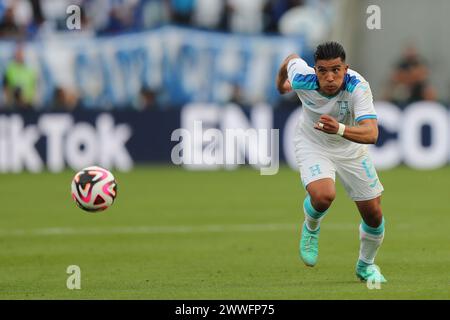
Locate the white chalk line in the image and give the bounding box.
[0,223,358,237]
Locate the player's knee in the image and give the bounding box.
[373,210,383,227]
[365,207,383,227]
[311,191,335,211]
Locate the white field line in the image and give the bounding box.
[0,223,356,237]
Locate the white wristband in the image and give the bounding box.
[337,123,345,136]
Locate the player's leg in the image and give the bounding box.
[297,155,336,267]
[355,196,386,283]
[356,196,383,228]
[336,154,387,282]
[304,178,335,231]
[307,179,336,212]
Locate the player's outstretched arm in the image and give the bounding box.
[276,53,299,94]
[314,115,379,144]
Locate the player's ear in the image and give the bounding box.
[344,64,349,72]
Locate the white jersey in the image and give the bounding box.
[287,58,377,160]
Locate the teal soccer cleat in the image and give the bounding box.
[299,223,320,267]
[356,261,387,283]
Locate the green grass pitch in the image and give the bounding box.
[0,165,448,299]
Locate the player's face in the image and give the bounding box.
[314,58,348,96]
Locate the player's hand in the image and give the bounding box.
[279,80,292,93]
[314,115,339,134]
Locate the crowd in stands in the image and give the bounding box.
[383,45,437,108]
[0,0,319,40]
[0,0,323,111]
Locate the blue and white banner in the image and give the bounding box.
[0,26,308,109]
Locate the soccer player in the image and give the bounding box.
[276,42,386,283]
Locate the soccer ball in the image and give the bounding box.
[71,166,118,212]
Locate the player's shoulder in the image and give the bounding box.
[288,57,315,75]
[288,57,317,90]
[345,69,371,95]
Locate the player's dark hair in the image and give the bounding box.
[314,41,346,63]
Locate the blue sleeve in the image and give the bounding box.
[287,58,318,91]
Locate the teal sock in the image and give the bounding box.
[357,259,371,269]
[358,218,385,265]
[303,195,328,231]
[361,218,385,236]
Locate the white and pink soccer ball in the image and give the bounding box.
[71,166,118,212]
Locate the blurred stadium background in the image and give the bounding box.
[0,0,448,299]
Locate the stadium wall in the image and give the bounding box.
[336,0,450,102]
[0,101,449,173]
